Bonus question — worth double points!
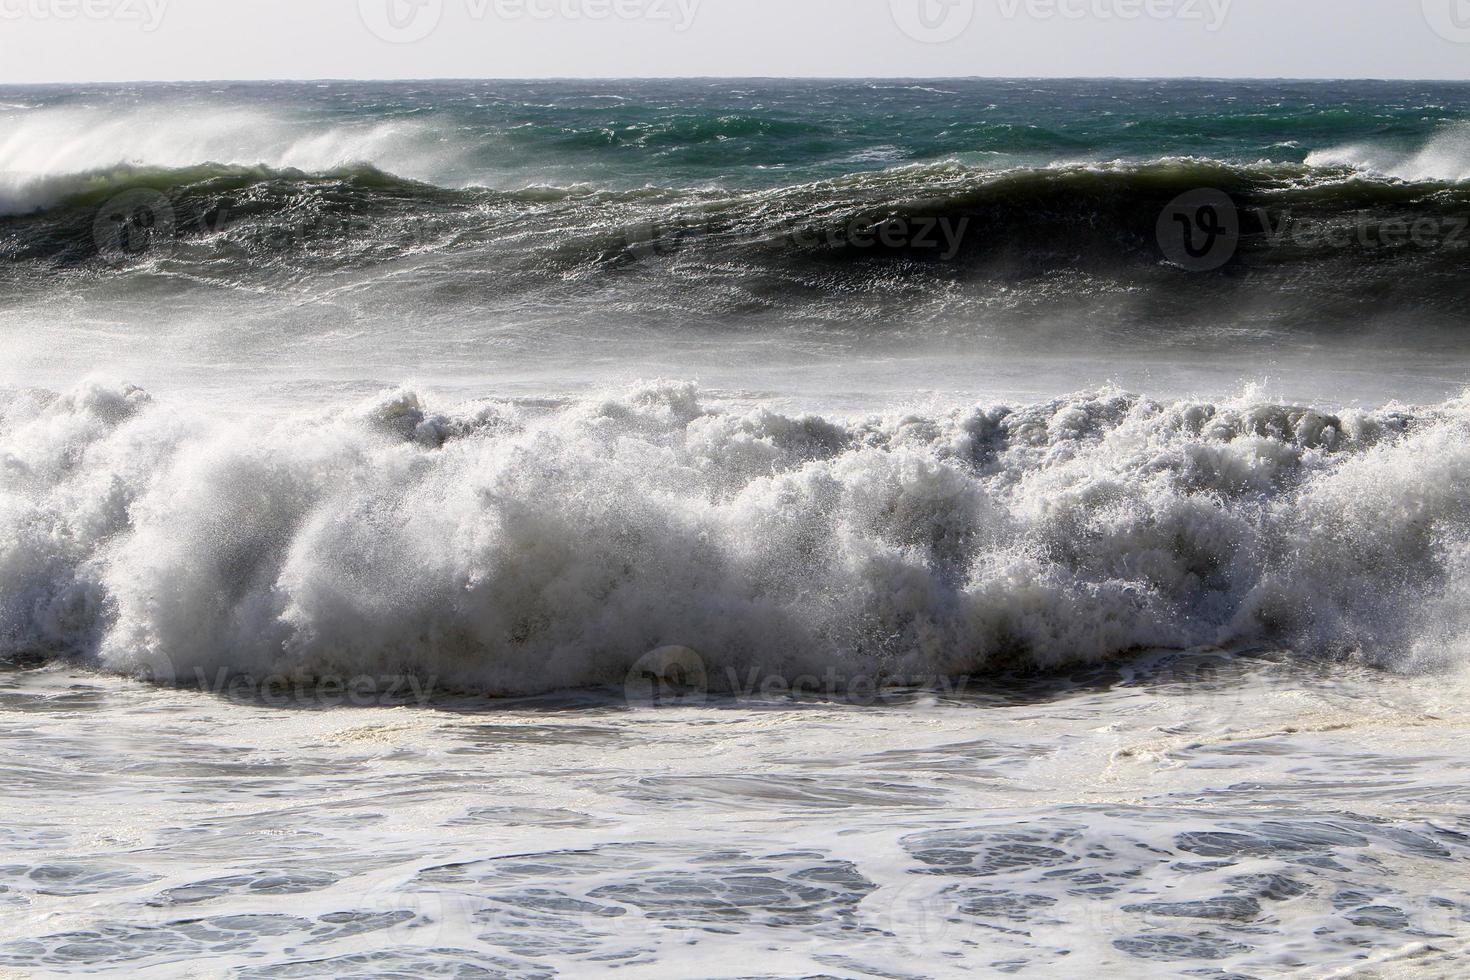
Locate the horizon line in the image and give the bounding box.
[6,74,1470,86]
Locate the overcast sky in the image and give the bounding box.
[1,0,1468,83]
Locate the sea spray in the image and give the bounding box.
[6,379,1470,694]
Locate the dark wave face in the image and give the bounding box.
[1,78,1469,396]
[6,160,1470,333]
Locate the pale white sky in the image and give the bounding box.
[1,0,1468,83]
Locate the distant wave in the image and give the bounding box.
[5,379,1470,694]
[1306,121,1470,182]
[0,104,465,215]
[2,95,1468,219]
[0,161,436,218]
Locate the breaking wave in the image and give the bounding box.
[1305,121,1470,183]
[6,379,1470,695]
[0,104,464,215]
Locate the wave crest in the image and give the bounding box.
[5,380,1470,694]
[1305,122,1470,183]
[0,103,461,215]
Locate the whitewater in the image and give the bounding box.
[8,377,1470,692]
[5,78,1470,977]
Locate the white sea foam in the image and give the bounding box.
[0,104,465,214]
[1306,121,1470,182]
[3,379,1470,693]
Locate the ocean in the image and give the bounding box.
[4,78,1470,976]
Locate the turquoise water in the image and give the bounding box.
[9,77,1465,188]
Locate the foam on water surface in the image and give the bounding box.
[3,655,1469,976]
